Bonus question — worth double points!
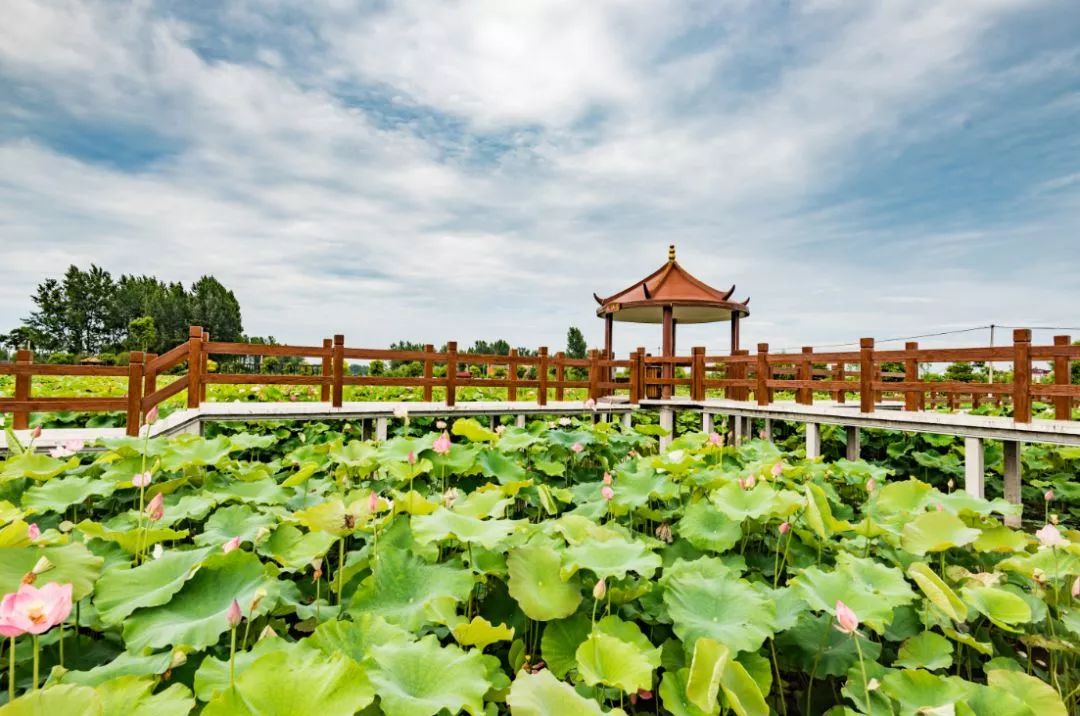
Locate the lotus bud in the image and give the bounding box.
[27,523,40,541]
[834,600,859,634]
[259,625,278,641]
[435,419,447,430]
[407,451,416,465]
[601,485,614,501]
[771,462,783,477]
[779,522,791,535]
[145,406,159,425]
[1045,489,1055,503]
[222,536,241,554]
[935,503,944,512]
[584,398,597,412]
[31,426,42,439]
[1032,567,1047,584]
[602,472,613,486]
[866,478,876,493]
[146,492,165,521]
[947,479,955,491]
[495,424,506,434]
[132,472,152,488]
[169,650,188,669]
[593,579,606,600]
[708,432,723,447]
[311,558,323,581]
[369,492,380,513]
[745,475,756,489]
[433,432,452,455]
[226,599,243,628]
[250,587,267,613]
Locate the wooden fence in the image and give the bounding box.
[1,327,1077,436]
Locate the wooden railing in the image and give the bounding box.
[1,327,1077,436]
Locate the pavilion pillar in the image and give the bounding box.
[604,313,614,394]
[662,305,674,400]
[731,314,741,354]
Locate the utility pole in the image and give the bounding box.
[988,324,995,384]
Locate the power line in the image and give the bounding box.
[776,323,1080,353]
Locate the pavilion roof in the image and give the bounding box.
[594,245,749,324]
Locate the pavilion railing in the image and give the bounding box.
[1,327,1077,436]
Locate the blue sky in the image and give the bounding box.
[1,0,1078,357]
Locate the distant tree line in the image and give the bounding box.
[0,265,244,362]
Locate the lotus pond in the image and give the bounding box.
[0,417,1075,715]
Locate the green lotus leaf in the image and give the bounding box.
[452,616,515,650]
[194,636,294,701]
[575,617,660,695]
[203,646,374,716]
[659,668,712,716]
[720,656,768,716]
[973,526,1027,553]
[307,614,412,668]
[294,499,364,536]
[1,453,80,482]
[256,523,337,570]
[901,510,981,555]
[880,669,974,715]
[452,418,499,443]
[840,660,892,716]
[790,553,916,633]
[496,427,542,451]
[158,436,233,471]
[774,612,881,678]
[894,631,954,670]
[611,469,676,511]
[986,670,1067,716]
[227,432,276,451]
[412,507,525,550]
[710,483,782,522]
[0,684,102,715]
[801,483,851,538]
[348,546,473,629]
[507,543,583,621]
[94,546,213,625]
[195,504,275,547]
[941,626,992,655]
[686,637,729,713]
[453,487,514,519]
[76,520,189,554]
[907,562,968,622]
[964,683,1037,715]
[999,547,1080,580]
[506,669,610,716]
[327,440,379,475]
[95,676,195,716]
[0,542,103,600]
[281,461,320,487]
[22,475,116,514]
[962,586,1032,628]
[369,634,490,716]
[541,614,591,679]
[122,550,278,652]
[676,500,742,553]
[476,448,527,484]
[562,534,662,581]
[206,478,290,506]
[0,500,21,524]
[662,558,776,654]
[55,651,176,688]
[872,479,935,515]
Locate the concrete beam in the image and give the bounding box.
[845,426,860,461]
[806,423,822,459]
[964,437,984,499]
[1003,440,1022,527]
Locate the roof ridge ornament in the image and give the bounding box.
[668,244,676,261]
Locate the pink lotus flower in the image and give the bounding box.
[1045,489,1055,502]
[708,432,723,446]
[771,462,784,477]
[145,406,159,425]
[1037,523,1069,549]
[601,485,614,501]
[834,600,859,634]
[132,472,152,488]
[368,492,380,512]
[435,420,447,430]
[584,398,597,412]
[593,579,606,600]
[30,426,42,440]
[289,394,298,402]
[495,424,506,435]
[571,443,584,454]
[222,537,241,554]
[0,582,73,636]
[49,439,84,458]
[146,492,165,522]
[226,599,243,628]
[602,472,613,486]
[866,478,877,493]
[779,522,791,535]
[433,431,452,455]
[443,487,459,508]
[407,451,416,465]
[26,523,40,541]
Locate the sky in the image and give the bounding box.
[1,0,1078,358]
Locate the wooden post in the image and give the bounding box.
[756,344,769,406]
[445,341,458,407]
[691,346,705,401]
[1054,335,1071,420]
[423,344,435,401]
[187,326,203,409]
[588,349,601,401]
[200,330,210,402]
[537,347,549,406]
[507,348,519,401]
[320,339,332,402]
[661,306,674,400]
[604,313,614,392]
[332,335,344,408]
[904,341,919,411]
[799,346,813,405]
[13,349,32,430]
[143,353,158,398]
[730,314,740,354]
[1012,329,1031,423]
[859,338,874,413]
[554,352,565,401]
[834,362,846,403]
[125,351,145,437]
[628,349,641,404]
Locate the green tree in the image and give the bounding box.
[23,278,68,351]
[188,276,243,343]
[566,326,587,359]
[61,265,116,353]
[127,316,157,352]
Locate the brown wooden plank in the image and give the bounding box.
[0,398,128,412]
[141,375,189,411]
[13,349,32,429]
[537,347,549,406]
[7,364,128,377]
[423,344,435,401]
[321,338,332,402]
[187,327,203,409]
[204,342,332,357]
[126,352,145,436]
[445,341,458,407]
[1054,335,1071,420]
[332,335,344,407]
[507,348,519,401]
[859,338,874,413]
[205,374,330,385]
[146,341,189,373]
[342,348,447,361]
[1013,329,1032,423]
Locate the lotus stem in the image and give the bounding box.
[31,635,39,692]
[853,634,871,715]
[336,537,345,604]
[8,636,15,702]
[229,627,237,689]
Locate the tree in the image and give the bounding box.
[23,278,67,351]
[128,316,157,352]
[566,326,587,359]
[188,276,243,343]
[61,265,116,353]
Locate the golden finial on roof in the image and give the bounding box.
[668,244,676,261]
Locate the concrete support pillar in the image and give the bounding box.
[762,418,773,442]
[733,415,745,445]
[806,423,822,460]
[1003,440,1022,527]
[702,412,713,434]
[515,414,527,429]
[727,416,736,440]
[621,412,633,430]
[361,419,371,441]
[659,408,675,451]
[743,417,754,440]
[964,437,984,499]
[375,417,388,442]
[845,426,860,461]
[489,415,498,430]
